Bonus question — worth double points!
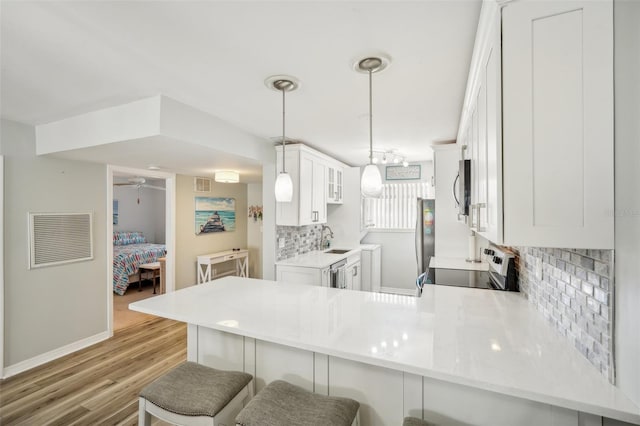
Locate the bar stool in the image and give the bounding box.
[235,380,360,426]
[139,361,253,426]
[403,416,431,426]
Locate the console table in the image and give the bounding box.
[197,249,249,284]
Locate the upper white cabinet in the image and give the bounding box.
[502,0,613,248]
[327,165,344,204]
[276,144,347,226]
[458,1,503,244]
[276,144,327,226]
[458,0,613,248]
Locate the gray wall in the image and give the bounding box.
[2,119,107,367]
[361,230,416,292]
[113,185,166,243]
[614,0,640,406]
[175,175,248,289]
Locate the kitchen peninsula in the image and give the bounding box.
[129,277,640,426]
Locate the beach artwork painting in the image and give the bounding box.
[195,197,236,235]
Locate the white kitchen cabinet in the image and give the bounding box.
[502,0,614,248]
[327,165,344,204]
[276,265,329,287]
[276,144,327,226]
[360,245,381,292]
[458,1,502,244]
[345,253,361,291]
[457,0,613,248]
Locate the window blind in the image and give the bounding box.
[363,182,431,229]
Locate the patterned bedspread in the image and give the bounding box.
[113,243,166,295]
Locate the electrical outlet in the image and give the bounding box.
[278,237,285,249]
[535,257,543,280]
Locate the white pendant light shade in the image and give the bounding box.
[361,164,383,197]
[355,55,390,199]
[214,171,239,183]
[275,172,293,202]
[267,75,300,203]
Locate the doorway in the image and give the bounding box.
[107,165,176,335]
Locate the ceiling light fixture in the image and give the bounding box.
[369,149,408,167]
[356,56,390,198]
[215,171,240,183]
[267,75,300,202]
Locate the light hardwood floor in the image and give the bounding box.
[114,283,161,331]
[0,317,186,425]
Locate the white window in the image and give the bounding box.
[363,182,431,229]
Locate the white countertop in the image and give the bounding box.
[130,277,640,424]
[429,256,490,271]
[275,248,361,269]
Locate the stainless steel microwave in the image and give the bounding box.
[458,159,471,216]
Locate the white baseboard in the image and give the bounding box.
[380,286,417,296]
[3,330,110,379]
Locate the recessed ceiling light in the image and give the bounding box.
[147,165,161,170]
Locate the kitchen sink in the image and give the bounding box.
[324,249,351,254]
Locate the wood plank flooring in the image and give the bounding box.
[0,317,186,425]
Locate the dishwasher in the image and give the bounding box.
[329,259,347,289]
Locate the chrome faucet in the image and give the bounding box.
[321,224,334,249]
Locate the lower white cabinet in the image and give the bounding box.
[346,260,361,291]
[193,326,605,426]
[360,245,381,292]
[276,265,329,287]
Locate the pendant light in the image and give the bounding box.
[267,76,299,202]
[356,56,389,198]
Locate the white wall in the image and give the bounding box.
[613,0,640,407]
[247,183,263,279]
[1,119,108,370]
[262,162,276,280]
[433,145,470,258]
[113,185,165,243]
[327,167,362,248]
[361,231,416,292]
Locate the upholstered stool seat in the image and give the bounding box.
[403,416,431,426]
[235,380,360,426]
[139,361,253,426]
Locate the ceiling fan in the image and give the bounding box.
[113,177,165,204]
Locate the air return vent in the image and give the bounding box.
[29,212,93,269]
[194,177,212,193]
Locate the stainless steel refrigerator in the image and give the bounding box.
[415,198,435,285]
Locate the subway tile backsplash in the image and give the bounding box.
[517,247,614,382]
[276,225,323,261]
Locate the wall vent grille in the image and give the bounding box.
[194,177,211,193]
[29,212,93,269]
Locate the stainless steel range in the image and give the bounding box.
[419,245,518,293]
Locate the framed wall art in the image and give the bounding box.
[385,165,421,180]
[195,197,236,234]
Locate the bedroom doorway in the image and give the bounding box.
[107,165,176,335]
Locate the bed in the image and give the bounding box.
[113,231,166,296]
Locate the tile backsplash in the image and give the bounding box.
[276,225,323,261]
[517,247,614,382]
